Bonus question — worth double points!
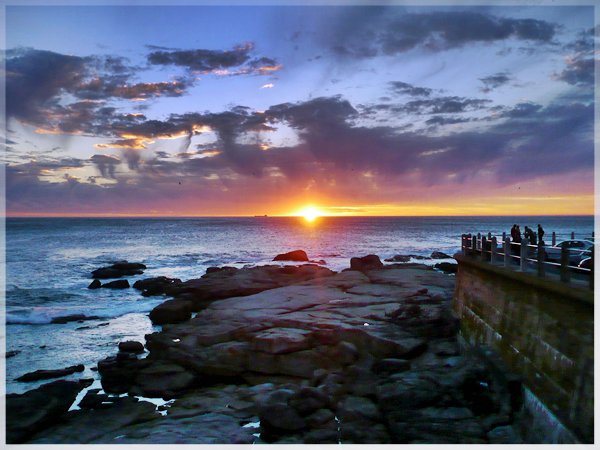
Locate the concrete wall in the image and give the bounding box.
[453,255,593,443]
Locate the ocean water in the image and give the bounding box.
[4,215,594,394]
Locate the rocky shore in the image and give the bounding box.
[7,252,527,444]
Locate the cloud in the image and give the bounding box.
[555,27,594,87]
[90,154,120,178]
[261,83,275,89]
[399,96,492,115]
[5,48,87,124]
[147,43,281,76]
[479,72,511,93]
[555,55,594,87]
[329,10,558,58]
[389,81,433,97]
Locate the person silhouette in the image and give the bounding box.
[537,224,545,245]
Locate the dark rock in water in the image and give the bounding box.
[434,262,458,274]
[51,314,100,324]
[91,267,123,279]
[17,364,85,382]
[273,250,309,262]
[101,279,130,289]
[111,261,147,271]
[6,350,21,358]
[350,254,384,271]
[149,299,194,325]
[385,254,427,262]
[91,261,146,279]
[118,340,145,354]
[88,279,102,289]
[133,276,182,296]
[6,379,86,443]
[205,266,238,274]
[431,251,452,259]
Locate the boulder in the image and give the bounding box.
[133,361,196,398]
[78,389,114,410]
[6,379,89,443]
[372,358,411,375]
[118,341,145,354]
[133,276,182,296]
[91,261,146,279]
[16,364,85,382]
[350,255,384,271]
[6,350,20,358]
[101,279,130,289]
[431,251,452,259]
[434,262,458,274]
[88,279,102,289]
[149,299,194,325]
[273,250,309,262]
[97,355,152,394]
[257,389,307,432]
[51,314,100,324]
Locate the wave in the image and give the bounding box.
[6,299,163,325]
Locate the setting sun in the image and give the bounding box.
[298,206,322,222]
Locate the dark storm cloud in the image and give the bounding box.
[5,48,193,132]
[379,12,558,54]
[425,116,471,126]
[90,154,120,178]
[556,56,594,87]
[329,10,558,58]
[147,43,281,75]
[479,72,511,93]
[389,81,433,97]
[400,96,491,115]
[7,95,592,213]
[5,48,87,124]
[555,27,594,87]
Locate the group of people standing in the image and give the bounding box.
[511,223,545,246]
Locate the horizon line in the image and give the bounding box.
[4,213,595,219]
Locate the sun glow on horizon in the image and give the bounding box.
[297,206,323,222]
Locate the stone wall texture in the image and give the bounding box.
[453,255,593,443]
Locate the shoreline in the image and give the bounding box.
[7,252,529,444]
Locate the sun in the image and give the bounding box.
[298,206,322,222]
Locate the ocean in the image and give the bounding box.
[4,215,594,394]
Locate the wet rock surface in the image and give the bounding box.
[6,379,93,443]
[16,364,85,382]
[13,257,527,444]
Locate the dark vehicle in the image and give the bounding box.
[545,240,594,265]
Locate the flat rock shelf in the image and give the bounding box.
[9,259,526,444]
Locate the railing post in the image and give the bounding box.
[504,238,510,267]
[461,234,467,256]
[520,238,528,272]
[502,231,506,242]
[571,231,575,239]
[552,232,556,246]
[481,236,487,261]
[537,244,545,278]
[560,246,570,283]
[472,233,477,254]
[477,233,481,251]
[491,237,497,264]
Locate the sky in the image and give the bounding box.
[3,3,597,216]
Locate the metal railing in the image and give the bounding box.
[461,232,594,290]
